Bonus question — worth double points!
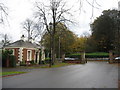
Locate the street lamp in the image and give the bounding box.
[117,11,120,55]
[58,36,60,60]
[58,30,62,61]
[51,1,59,11]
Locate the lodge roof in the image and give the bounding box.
[4,40,41,49]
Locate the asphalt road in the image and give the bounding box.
[2,61,118,88]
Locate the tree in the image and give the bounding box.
[41,23,76,59]
[85,36,97,52]
[91,9,118,52]
[22,18,43,41]
[0,3,8,24]
[71,36,87,53]
[114,11,120,55]
[78,0,101,22]
[0,34,11,47]
[35,0,73,65]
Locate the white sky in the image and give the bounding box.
[0,0,119,42]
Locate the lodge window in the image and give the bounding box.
[27,50,32,61]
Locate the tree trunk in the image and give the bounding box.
[51,8,56,65]
[51,34,55,65]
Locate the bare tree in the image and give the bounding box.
[35,0,73,66]
[78,0,101,22]
[22,18,43,41]
[0,34,11,47]
[0,3,8,24]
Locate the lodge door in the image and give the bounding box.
[35,52,38,63]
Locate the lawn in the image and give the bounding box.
[86,52,109,56]
[40,63,75,68]
[2,63,75,75]
[70,52,109,56]
[0,71,26,77]
[24,63,75,68]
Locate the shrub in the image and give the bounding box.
[2,50,16,67]
[41,61,45,64]
[44,59,50,64]
[45,57,50,61]
[20,61,26,66]
[9,55,16,67]
[2,53,7,67]
[30,60,35,65]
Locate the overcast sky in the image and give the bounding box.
[0,0,119,42]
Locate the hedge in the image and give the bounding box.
[66,52,109,58]
[85,55,109,58]
[65,54,81,59]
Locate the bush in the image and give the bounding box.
[45,57,50,61]
[20,61,26,66]
[30,60,35,65]
[2,50,16,67]
[9,55,16,67]
[41,61,45,64]
[44,59,50,64]
[2,53,7,67]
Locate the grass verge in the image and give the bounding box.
[0,71,26,76]
[69,52,109,56]
[2,63,75,70]
[40,63,75,68]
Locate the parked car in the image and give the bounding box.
[114,57,120,63]
[64,58,79,60]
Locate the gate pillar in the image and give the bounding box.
[81,51,86,63]
[109,51,114,63]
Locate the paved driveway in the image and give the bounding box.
[2,61,118,88]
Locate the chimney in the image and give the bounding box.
[21,35,25,41]
[29,37,34,43]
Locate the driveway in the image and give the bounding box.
[2,61,118,88]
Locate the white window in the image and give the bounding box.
[27,50,32,61]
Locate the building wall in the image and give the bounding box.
[5,48,39,63]
[14,48,19,62]
[5,48,19,62]
[23,49,27,61]
[23,49,36,61]
[32,50,35,60]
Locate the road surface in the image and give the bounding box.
[2,61,118,88]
